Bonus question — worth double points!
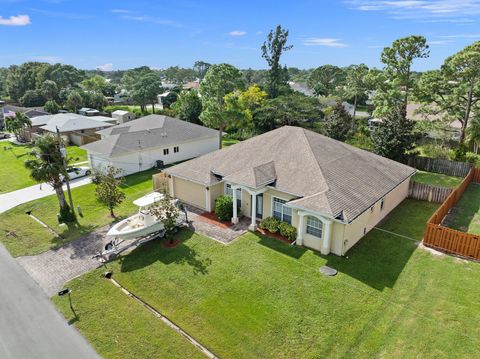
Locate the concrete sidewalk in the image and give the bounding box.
[0,177,91,214]
[0,244,100,359]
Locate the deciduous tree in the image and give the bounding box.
[92,166,126,218]
[172,90,202,123]
[371,108,416,162]
[5,112,31,141]
[199,64,244,148]
[323,101,353,142]
[308,65,346,97]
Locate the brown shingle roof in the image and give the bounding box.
[165,126,415,222]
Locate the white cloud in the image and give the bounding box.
[348,0,480,20]
[111,9,132,14]
[440,33,480,38]
[0,14,31,26]
[428,40,451,45]
[31,56,62,63]
[97,63,113,71]
[228,30,247,36]
[302,38,349,48]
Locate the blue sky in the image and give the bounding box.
[1,0,480,71]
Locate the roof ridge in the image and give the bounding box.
[299,127,329,192]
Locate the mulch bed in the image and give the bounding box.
[257,228,293,245]
[162,239,181,248]
[197,212,234,229]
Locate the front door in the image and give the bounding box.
[255,194,263,219]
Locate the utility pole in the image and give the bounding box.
[56,126,75,216]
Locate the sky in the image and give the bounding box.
[1,0,480,71]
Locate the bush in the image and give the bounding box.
[259,217,280,233]
[278,221,297,242]
[215,195,234,221]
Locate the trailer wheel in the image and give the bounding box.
[105,241,114,251]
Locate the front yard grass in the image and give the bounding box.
[55,199,480,358]
[446,183,480,234]
[0,169,158,257]
[411,170,463,188]
[0,143,87,193]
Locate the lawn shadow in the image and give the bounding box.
[323,229,418,291]
[256,233,309,259]
[120,229,212,275]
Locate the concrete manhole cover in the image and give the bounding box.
[319,266,337,276]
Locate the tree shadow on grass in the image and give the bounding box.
[120,229,212,275]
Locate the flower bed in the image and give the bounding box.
[257,227,293,244]
[198,211,234,229]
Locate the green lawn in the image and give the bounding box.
[0,143,87,193]
[222,138,240,147]
[0,169,159,257]
[411,170,463,188]
[447,183,480,234]
[54,199,480,358]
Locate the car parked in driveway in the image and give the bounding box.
[63,167,91,181]
[0,132,10,139]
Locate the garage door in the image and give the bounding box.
[173,177,206,210]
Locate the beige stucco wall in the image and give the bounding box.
[172,177,206,210]
[341,177,410,254]
[209,182,224,211]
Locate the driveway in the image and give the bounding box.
[0,177,91,214]
[17,225,111,296]
[0,243,100,359]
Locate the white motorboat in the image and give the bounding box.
[106,192,166,239]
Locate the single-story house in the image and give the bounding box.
[164,126,416,256]
[0,104,50,130]
[82,114,219,176]
[32,113,114,145]
[112,110,135,124]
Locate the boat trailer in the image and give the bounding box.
[94,211,188,263]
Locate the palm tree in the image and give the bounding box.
[5,112,31,141]
[467,114,480,154]
[24,134,73,220]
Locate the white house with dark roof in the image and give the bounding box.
[28,113,114,145]
[82,114,219,175]
[163,126,416,256]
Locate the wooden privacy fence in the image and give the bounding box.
[408,182,452,203]
[407,156,472,178]
[423,168,480,260]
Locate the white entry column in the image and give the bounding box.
[231,186,239,224]
[296,212,306,246]
[249,193,257,231]
[321,219,333,255]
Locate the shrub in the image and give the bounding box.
[278,221,297,242]
[215,195,234,222]
[259,217,280,233]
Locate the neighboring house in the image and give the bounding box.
[112,110,135,124]
[82,114,219,176]
[78,107,100,116]
[30,113,114,145]
[0,103,50,129]
[407,104,461,141]
[164,126,415,256]
[182,81,200,91]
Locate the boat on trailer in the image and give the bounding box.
[106,192,167,240]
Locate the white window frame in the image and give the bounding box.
[174,146,179,153]
[163,148,169,155]
[225,183,242,208]
[271,196,292,224]
[306,216,323,238]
